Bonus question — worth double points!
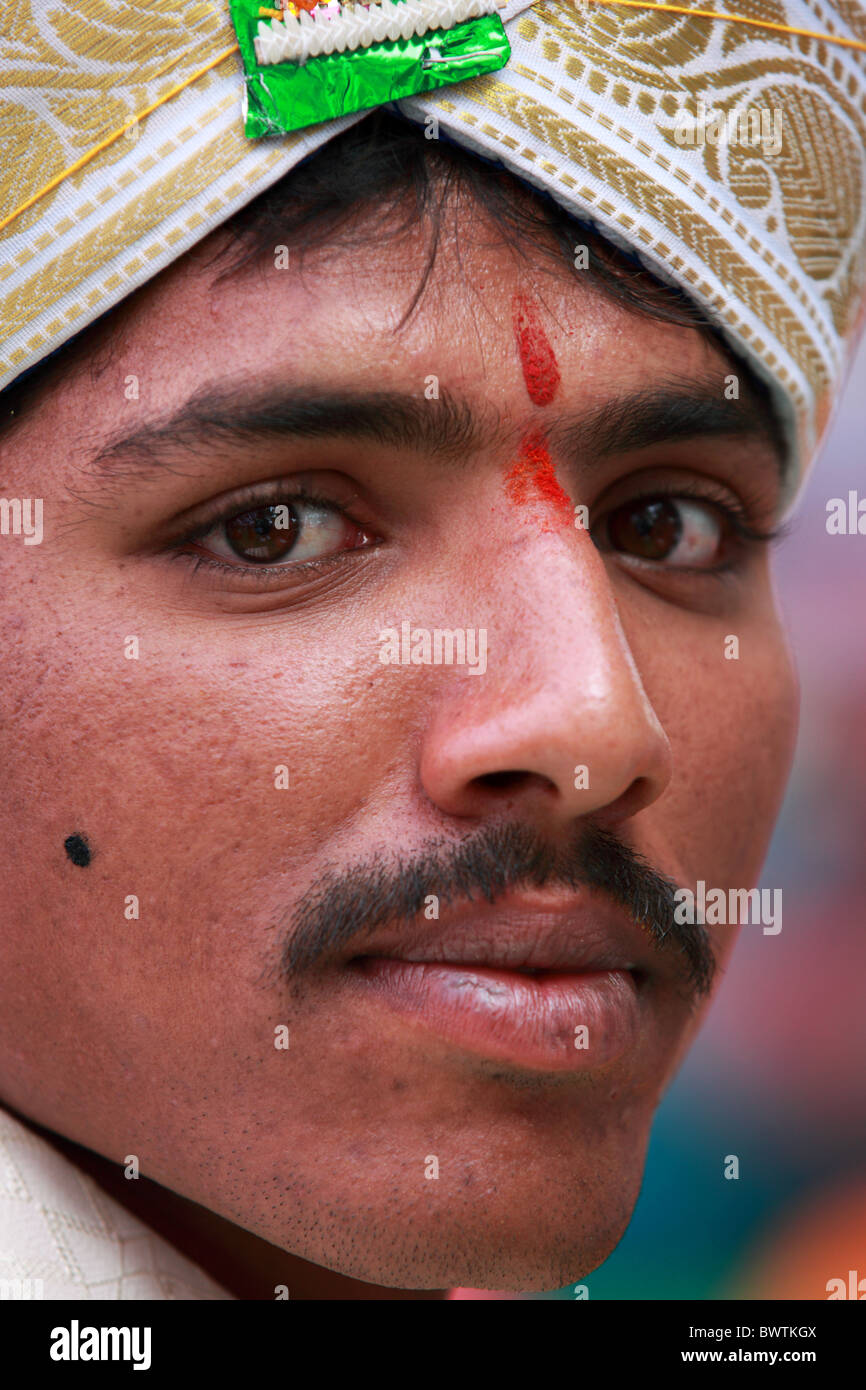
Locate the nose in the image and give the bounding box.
[418,531,672,831]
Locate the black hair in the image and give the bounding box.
[211,108,714,331]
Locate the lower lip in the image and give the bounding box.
[353,958,641,1072]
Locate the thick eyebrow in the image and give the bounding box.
[85,375,785,489]
[549,378,786,469]
[87,386,487,484]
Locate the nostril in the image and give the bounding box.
[475,770,533,794]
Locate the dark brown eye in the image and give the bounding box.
[607,498,682,560]
[223,505,298,563]
[186,495,377,572]
[600,496,728,568]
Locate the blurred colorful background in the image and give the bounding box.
[455,327,866,1302]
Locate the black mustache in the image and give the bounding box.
[281,822,716,997]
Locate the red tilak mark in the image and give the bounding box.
[511,294,560,406]
[504,429,572,531]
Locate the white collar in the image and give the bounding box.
[0,1105,232,1300]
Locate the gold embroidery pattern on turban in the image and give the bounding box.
[1,0,864,497]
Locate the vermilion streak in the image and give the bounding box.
[511,294,561,406]
[504,429,572,530]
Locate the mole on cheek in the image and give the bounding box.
[64,833,92,867]
[511,294,561,407]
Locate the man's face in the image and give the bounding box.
[0,189,797,1291]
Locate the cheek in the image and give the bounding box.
[0,623,408,995]
[648,604,798,888]
[707,626,797,856]
[0,616,415,1127]
[10,633,387,846]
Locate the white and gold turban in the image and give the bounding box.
[2,0,865,503]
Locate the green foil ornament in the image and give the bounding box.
[229,0,511,137]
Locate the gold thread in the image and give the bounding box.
[0,43,241,236]
[578,0,866,50]
[1,1,865,239]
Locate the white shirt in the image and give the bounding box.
[0,1105,231,1300]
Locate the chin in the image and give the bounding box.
[255,1160,645,1294]
[327,1208,634,1293]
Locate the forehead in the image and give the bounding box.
[78,200,729,406]
[12,193,745,484]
